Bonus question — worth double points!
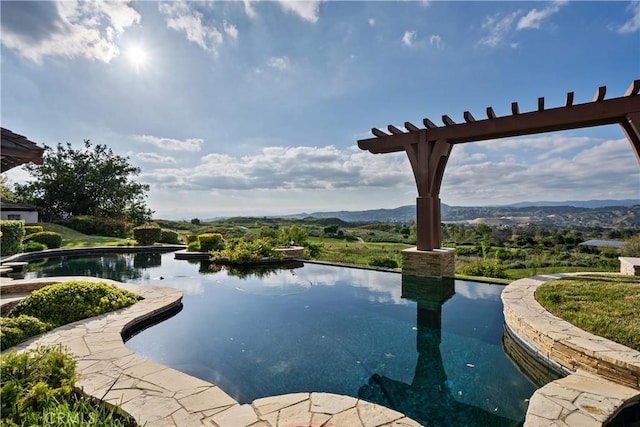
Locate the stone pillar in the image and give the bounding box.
[402,247,455,278]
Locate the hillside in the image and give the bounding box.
[288,201,639,228]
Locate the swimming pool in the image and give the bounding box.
[24,252,551,426]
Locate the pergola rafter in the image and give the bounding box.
[358,80,640,251]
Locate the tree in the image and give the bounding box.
[15,140,153,224]
[0,175,17,202]
[621,234,640,257]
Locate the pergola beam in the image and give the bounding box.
[359,80,640,154]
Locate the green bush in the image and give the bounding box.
[69,215,130,238]
[278,225,308,246]
[460,260,507,279]
[1,346,76,422]
[368,256,399,269]
[23,241,48,252]
[23,225,44,236]
[198,233,225,252]
[187,241,201,252]
[1,346,135,426]
[133,224,161,246]
[9,281,141,328]
[216,237,282,264]
[0,220,25,256]
[23,231,62,249]
[185,234,199,245]
[0,315,51,350]
[159,229,180,244]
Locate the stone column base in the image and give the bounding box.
[401,247,456,278]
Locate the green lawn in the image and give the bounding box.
[308,236,410,268]
[535,274,640,351]
[42,223,130,247]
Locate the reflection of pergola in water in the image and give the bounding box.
[358,277,517,426]
[358,81,640,254]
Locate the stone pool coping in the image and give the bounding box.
[502,273,640,426]
[1,276,420,427]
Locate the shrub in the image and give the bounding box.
[198,233,225,252]
[216,237,281,264]
[9,281,141,328]
[278,225,308,247]
[23,225,44,236]
[0,220,25,256]
[133,224,161,246]
[460,260,507,279]
[22,241,48,252]
[69,215,130,238]
[1,346,76,422]
[187,241,201,252]
[0,315,51,350]
[159,229,180,244]
[185,234,199,245]
[369,256,399,269]
[23,231,62,249]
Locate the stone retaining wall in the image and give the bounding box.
[619,257,640,276]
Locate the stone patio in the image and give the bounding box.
[1,276,420,427]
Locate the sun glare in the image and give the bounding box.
[126,44,149,72]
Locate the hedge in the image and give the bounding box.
[133,224,161,246]
[0,220,25,256]
[23,225,44,236]
[69,215,130,238]
[159,229,180,244]
[198,233,225,252]
[23,231,62,249]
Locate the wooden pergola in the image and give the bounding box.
[358,80,640,251]
[1,128,44,173]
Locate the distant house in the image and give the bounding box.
[0,201,40,224]
[578,239,624,251]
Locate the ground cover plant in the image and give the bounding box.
[535,274,640,351]
[1,346,135,426]
[1,281,141,350]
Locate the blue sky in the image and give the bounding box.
[2,1,639,219]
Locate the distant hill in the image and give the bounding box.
[504,199,638,209]
[286,199,639,227]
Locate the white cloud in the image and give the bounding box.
[267,56,291,71]
[478,11,521,48]
[368,18,376,27]
[402,30,417,47]
[429,34,443,49]
[136,152,176,164]
[140,145,412,192]
[224,21,239,41]
[618,0,640,33]
[443,137,639,204]
[243,0,258,19]
[158,1,223,54]
[132,134,203,152]
[0,1,140,63]
[277,1,321,23]
[517,0,567,30]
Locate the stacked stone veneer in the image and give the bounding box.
[502,275,640,391]
[619,257,640,276]
[401,247,455,278]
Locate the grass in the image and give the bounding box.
[308,236,409,268]
[42,223,130,248]
[535,274,640,351]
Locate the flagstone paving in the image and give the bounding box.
[502,274,640,426]
[1,276,420,427]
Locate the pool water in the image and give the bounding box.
[24,252,544,426]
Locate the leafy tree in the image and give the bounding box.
[15,140,152,224]
[621,235,640,257]
[0,175,17,202]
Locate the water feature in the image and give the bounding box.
[23,252,556,426]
